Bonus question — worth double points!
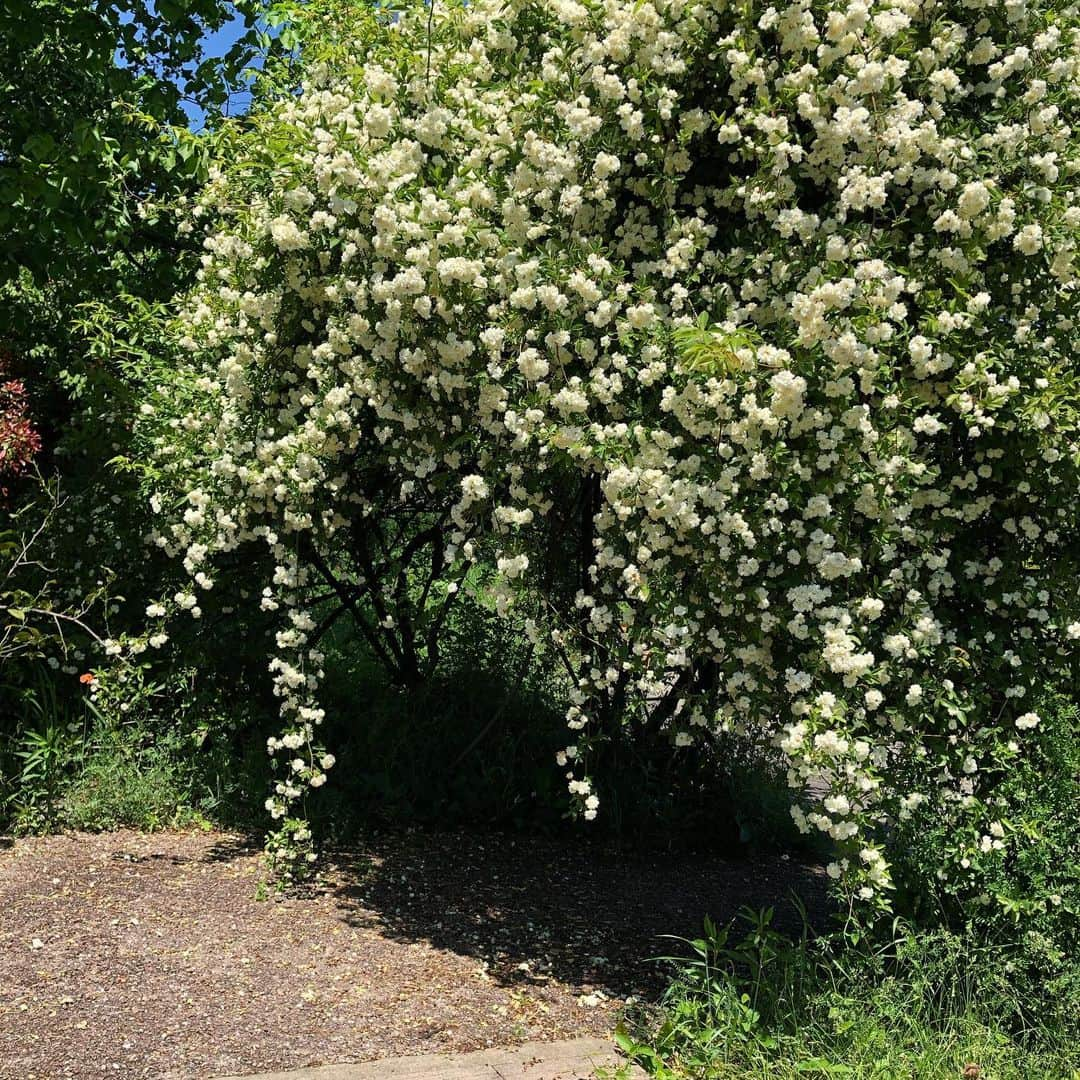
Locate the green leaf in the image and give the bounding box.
[794,1059,855,1075]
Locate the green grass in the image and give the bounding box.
[4,721,227,834]
[57,739,214,832]
[619,985,1075,1079]
[612,911,1080,1080]
[1,667,255,835]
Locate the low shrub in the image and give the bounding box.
[886,692,1080,1040]
[623,693,1080,1079]
[0,664,263,835]
[619,910,1080,1080]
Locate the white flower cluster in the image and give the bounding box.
[139,0,1080,899]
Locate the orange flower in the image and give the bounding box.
[79,673,95,685]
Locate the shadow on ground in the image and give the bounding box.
[0,827,832,1076]
[323,828,832,1000]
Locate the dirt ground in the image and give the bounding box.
[0,827,826,1079]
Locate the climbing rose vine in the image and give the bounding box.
[134,0,1080,901]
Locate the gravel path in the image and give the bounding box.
[0,827,826,1079]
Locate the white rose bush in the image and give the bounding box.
[130,0,1080,907]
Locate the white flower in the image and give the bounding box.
[268,215,309,252]
[913,415,944,436]
[460,475,489,505]
[957,181,991,219]
[516,348,550,381]
[1014,224,1044,255]
[770,370,807,418]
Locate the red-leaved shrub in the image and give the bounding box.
[0,351,40,497]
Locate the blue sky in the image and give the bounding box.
[181,14,257,128]
[115,3,267,129]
